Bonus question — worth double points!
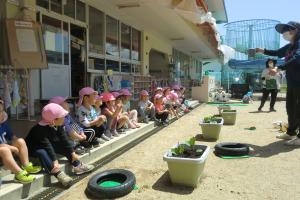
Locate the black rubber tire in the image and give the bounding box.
[215,142,250,156]
[86,169,136,199]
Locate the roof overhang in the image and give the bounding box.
[204,0,228,24]
[86,0,221,59]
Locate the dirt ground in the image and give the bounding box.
[58,100,300,200]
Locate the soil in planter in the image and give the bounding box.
[172,145,207,159]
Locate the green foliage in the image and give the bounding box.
[203,116,219,123]
[186,137,196,147]
[171,137,196,156]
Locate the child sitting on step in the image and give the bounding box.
[101,93,129,136]
[77,87,110,145]
[49,96,87,154]
[138,90,156,123]
[0,98,41,184]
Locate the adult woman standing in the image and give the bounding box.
[256,21,300,145]
[258,59,281,112]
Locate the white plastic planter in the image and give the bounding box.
[199,118,224,140]
[163,144,210,187]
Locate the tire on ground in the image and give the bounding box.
[214,142,250,156]
[86,169,136,199]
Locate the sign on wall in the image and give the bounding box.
[5,19,48,69]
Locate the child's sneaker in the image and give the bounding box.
[91,137,103,147]
[22,162,41,174]
[101,133,111,141]
[73,163,95,175]
[56,171,73,187]
[117,128,126,134]
[74,145,86,155]
[15,170,35,184]
[111,129,120,137]
[104,130,113,140]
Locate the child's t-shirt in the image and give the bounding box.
[138,100,152,110]
[26,124,73,161]
[64,114,83,135]
[102,107,115,119]
[155,103,165,112]
[77,105,97,128]
[0,121,13,144]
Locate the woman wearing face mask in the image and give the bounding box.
[258,59,281,112]
[256,21,300,145]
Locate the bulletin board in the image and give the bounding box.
[5,19,48,69]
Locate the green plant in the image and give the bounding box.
[203,116,219,123]
[171,137,203,158]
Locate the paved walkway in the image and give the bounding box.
[58,100,300,200]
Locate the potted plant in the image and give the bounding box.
[221,109,237,125]
[199,115,224,140]
[163,137,210,188]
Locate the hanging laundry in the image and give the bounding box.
[12,79,20,107]
[110,75,122,91]
[19,76,28,106]
[3,75,12,109]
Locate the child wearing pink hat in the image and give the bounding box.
[101,93,128,136]
[0,99,41,184]
[154,94,170,126]
[50,96,88,154]
[119,89,140,128]
[25,103,94,187]
[76,87,110,144]
[138,90,155,123]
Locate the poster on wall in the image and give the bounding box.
[5,19,48,69]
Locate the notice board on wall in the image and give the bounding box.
[5,19,48,69]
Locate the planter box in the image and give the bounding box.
[218,105,231,115]
[163,144,210,187]
[199,118,224,140]
[221,110,237,125]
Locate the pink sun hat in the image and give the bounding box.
[77,87,98,106]
[111,91,121,98]
[119,88,132,96]
[154,94,163,100]
[140,90,149,96]
[49,96,68,105]
[95,94,103,101]
[39,103,69,126]
[102,92,116,102]
[154,87,163,92]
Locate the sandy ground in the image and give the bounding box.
[58,100,300,200]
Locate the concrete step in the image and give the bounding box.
[0,101,201,200]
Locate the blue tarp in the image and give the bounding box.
[228,59,285,70]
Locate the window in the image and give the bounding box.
[89,58,105,70]
[63,22,69,65]
[132,64,140,74]
[37,0,49,9]
[89,6,104,54]
[106,16,119,57]
[132,28,141,61]
[121,63,131,73]
[106,60,119,72]
[121,24,131,59]
[76,0,86,22]
[51,0,62,14]
[42,15,69,65]
[64,0,75,19]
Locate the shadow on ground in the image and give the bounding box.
[152,171,194,195]
[195,134,217,142]
[248,140,300,158]
[248,111,270,114]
